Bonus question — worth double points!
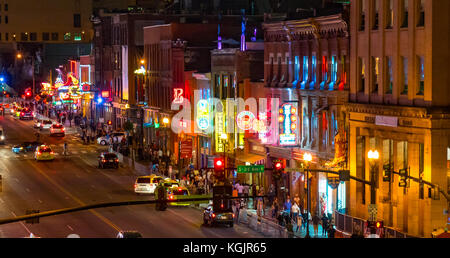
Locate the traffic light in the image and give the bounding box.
[383,164,392,182]
[272,161,283,180]
[399,168,408,187]
[214,158,225,180]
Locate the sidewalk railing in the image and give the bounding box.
[238,209,288,238]
[334,211,417,238]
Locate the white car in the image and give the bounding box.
[97,132,126,145]
[34,119,44,128]
[50,124,65,137]
[40,120,54,130]
[134,175,164,194]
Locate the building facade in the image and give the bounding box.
[345,0,450,237]
[262,14,350,215]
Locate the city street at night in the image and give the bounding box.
[0,113,263,238]
[0,0,448,245]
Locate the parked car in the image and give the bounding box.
[97,132,126,145]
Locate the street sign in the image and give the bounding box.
[180,140,193,159]
[237,165,265,173]
[368,204,377,221]
[285,168,305,173]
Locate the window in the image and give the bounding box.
[74,14,81,28]
[222,75,228,99]
[356,136,366,204]
[359,0,366,31]
[64,32,71,41]
[294,56,300,84]
[0,16,1,24]
[5,33,8,41]
[5,16,8,24]
[12,33,15,41]
[359,57,365,92]
[42,32,50,41]
[385,56,393,94]
[51,32,58,41]
[372,57,380,93]
[386,0,394,29]
[4,4,7,11]
[0,33,2,41]
[330,56,338,90]
[302,56,309,83]
[21,32,28,41]
[372,0,379,30]
[417,0,425,27]
[402,57,408,95]
[74,33,82,41]
[30,32,37,41]
[321,56,328,89]
[310,55,317,89]
[214,74,220,98]
[417,56,425,95]
[401,0,409,28]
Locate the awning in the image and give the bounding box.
[234,153,266,164]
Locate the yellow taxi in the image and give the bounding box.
[167,186,191,206]
[34,145,55,161]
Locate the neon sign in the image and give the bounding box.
[236,111,256,131]
[173,88,184,104]
[279,103,298,146]
[196,99,209,130]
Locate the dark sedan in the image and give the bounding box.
[98,152,119,169]
[12,141,42,154]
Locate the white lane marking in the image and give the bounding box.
[38,199,43,204]
[11,211,32,235]
[67,225,74,231]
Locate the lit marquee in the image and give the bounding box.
[279,103,298,146]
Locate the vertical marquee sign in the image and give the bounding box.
[279,103,298,146]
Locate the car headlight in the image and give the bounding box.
[0,136,4,140]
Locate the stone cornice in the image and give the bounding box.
[343,103,450,119]
[263,14,348,42]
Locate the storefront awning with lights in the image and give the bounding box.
[234,153,266,164]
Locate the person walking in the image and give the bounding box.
[243,184,250,208]
[321,214,329,237]
[327,224,336,238]
[312,213,320,237]
[291,201,300,232]
[268,184,275,207]
[284,195,292,221]
[272,197,279,219]
[63,141,68,156]
[252,183,257,209]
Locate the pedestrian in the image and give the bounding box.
[271,197,279,219]
[321,214,329,237]
[351,225,364,238]
[252,183,257,209]
[291,201,300,232]
[235,199,241,223]
[312,213,320,237]
[327,224,336,238]
[243,184,250,208]
[68,112,73,127]
[268,184,275,207]
[284,195,292,221]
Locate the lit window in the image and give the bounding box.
[64,32,71,41]
[301,56,309,89]
[386,0,394,29]
[359,57,365,92]
[402,57,408,95]
[310,55,316,89]
[330,56,338,90]
[417,56,425,95]
[294,56,300,85]
[320,56,328,90]
[386,56,393,94]
[372,57,379,93]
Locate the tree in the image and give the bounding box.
[123,120,134,133]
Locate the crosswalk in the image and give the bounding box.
[0,143,105,159]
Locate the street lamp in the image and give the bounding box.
[368,149,379,221]
[304,152,312,238]
[16,52,35,98]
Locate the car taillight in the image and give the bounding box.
[169,195,174,200]
[232,213,235,218]
[115,158,119,162]
[102,159,106,163]
[50,151,54,154]
[134,184,137,188]
[212,213,216,218]
[62,128,65,131]
[37,151,41,155]
[21,112,24,116]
